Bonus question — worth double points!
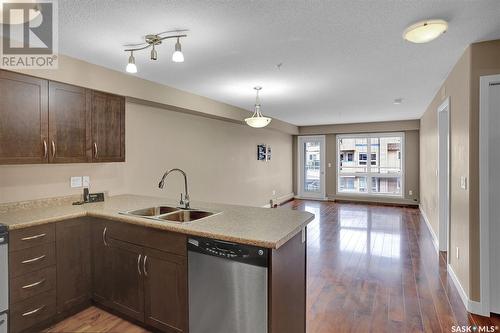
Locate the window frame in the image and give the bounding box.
[336,132,405,198]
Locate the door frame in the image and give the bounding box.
[297,135,326,199]
[437,98,450,255]
[479,74,500,316]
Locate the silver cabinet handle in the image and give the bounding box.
[143,255,148,277]
[43,140,48,158]
[22,255,46,264]
[22,278,46,289]
[51,140,56,159]
[137,254,142,275]
[102,227,108,246]
[21,233,46,241]
[94,142,98,159]
[22,305,45,317]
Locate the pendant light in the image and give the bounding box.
[245,86,272,128]
[126,51,137,73]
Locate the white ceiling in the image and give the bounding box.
[58,0,500,126]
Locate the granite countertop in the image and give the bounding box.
[0,194,314,249]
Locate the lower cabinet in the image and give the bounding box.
[144,248,187,333]
[91,219,188,333]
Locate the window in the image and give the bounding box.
[337,133,404,197]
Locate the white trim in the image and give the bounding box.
[479,74,500,317]
[419,205,439,253]
[447,263,490,316]
[261,192,295,208]
[335,132,405,198]
[437,97,450,254]
[297,135,327,199]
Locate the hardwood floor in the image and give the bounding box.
[44,200,499,333]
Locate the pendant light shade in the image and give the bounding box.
[126,52,137,73]
[245,87,272,128]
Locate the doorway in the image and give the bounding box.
[298,136,326,199]
[438,98,450,254]
[480,74,500,315]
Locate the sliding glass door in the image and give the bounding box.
[298,136,326,199]
[337,133,404,197]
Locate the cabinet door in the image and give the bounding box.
[0,70,48,164]
[55,218,91,313]
[91,219,112,306]
[109,238,144,322]
[91,91,125,162]
[144,247,187,332]
[48,82,91,163]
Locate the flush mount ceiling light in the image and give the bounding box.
[245,87,272,128]
[393,98,403,105]
[124,30,187,73]
[403,19,448,43]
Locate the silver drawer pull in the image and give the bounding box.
[21,254,46,264]
[21,233,46,241]
[22,279,46,289]
[22,305,45,317]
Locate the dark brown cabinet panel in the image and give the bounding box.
[0,70,48,164]
[56,218,91,313]
[109,238,144,322]
[48,82,91,163]
[91,219,112,306]
[144,248,188,333]
[91,91,125,162]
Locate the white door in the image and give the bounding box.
[298,136,326,199]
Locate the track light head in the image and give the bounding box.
[126,52,137,73]
[172,38,184,63]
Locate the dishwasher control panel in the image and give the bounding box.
[188,237,268,267]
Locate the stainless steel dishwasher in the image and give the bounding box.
[188,237,268,333]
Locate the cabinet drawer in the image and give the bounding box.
[10,266,56,303]
[10,290,56,333]
[9,224,55,252]
[10,243,56,278]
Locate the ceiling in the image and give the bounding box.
[57,0,500,126]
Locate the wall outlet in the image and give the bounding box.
[456,247,460,259]
[70,176,83,188]
[272,190,276,196]
[409,190,413,196]
[328,162,332,168]
[460,176,467,190]
[82,176,90,187]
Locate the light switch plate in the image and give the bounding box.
[82,176,90,187]
[70,176,83,188]
[460,176,467,190]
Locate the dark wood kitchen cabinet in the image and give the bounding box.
[48,82,92,163]
[55,218,91,313]
[108,238,145,321]
[144,247,188,333]
[90,220,112,306]
[0,69,125,165]
[0,70,48,164]
[91,91,125,162]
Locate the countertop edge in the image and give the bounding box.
[6,208,314,250]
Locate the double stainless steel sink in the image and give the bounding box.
[120,206,217,223]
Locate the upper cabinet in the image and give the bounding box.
[91,92,125,162]
[49,82,92,163]
[0,70,125,165]
[0,71,48,164]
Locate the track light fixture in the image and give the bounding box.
[124,30,187,73]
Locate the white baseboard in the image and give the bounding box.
[293,195,328,201]
[447,264,489,316]
[419,205,439,253]
[261,192,295,208]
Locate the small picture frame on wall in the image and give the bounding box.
[257,144,267,161]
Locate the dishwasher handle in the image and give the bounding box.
[188,237,268,268]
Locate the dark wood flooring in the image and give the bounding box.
[45,199,499,332]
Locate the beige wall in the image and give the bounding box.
[0,101,293,206]
[295,121,420,205]
[419,39,500,301]
[0,54,295,206]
